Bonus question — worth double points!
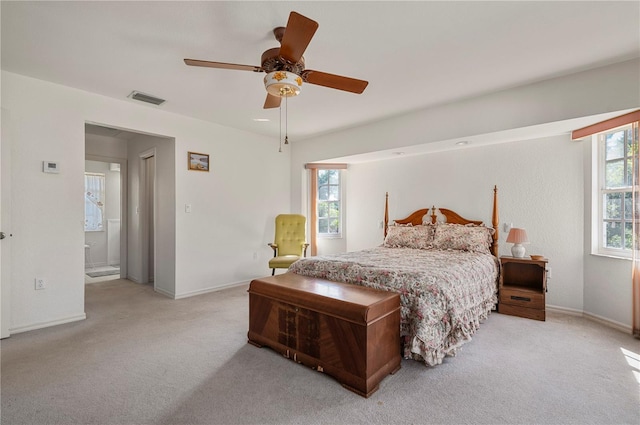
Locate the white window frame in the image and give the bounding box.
[594,124,637,259]
[316,168,343,239]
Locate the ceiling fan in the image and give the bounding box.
[184,11,369,109]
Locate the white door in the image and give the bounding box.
[139,150,156,287]
[1,108,13,338]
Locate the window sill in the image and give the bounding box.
[590,252,632,261]
[318,234,343,240]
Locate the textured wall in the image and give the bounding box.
[346,135,585,312]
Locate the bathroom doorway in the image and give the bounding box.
[84,159,124,283]
[84,123,131,284]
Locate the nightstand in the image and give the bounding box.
[499,256,548,321]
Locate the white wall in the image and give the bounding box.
[173,124,292,297]
[345,135,584,312]
[582,139,631,328]
[2,71,289,333]
[85,133,128,159]
[291,59,639,327]
[291,59,640,208]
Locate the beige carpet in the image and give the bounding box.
[1,278,638,425]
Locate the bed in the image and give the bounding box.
[288,187,500,366]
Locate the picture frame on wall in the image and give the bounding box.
[188,152,209,172]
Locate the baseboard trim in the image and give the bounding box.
[174,280,249,300]
[10,313,87,335]
[154,286,176,299]
[546,304,583,316]
[547,304,631,334]
[583,311,631,334]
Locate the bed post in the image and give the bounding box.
[492,185,499,257]
[384,192,389,239]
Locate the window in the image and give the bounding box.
[596,124,638,257]
[306,163,347,256]
[84,172,105,231]
[317,169,342,236]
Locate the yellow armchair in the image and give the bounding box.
[268,214,309,275]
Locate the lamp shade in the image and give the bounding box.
[506,228,529,258]
[506,228,529,244]
[264,71,302,97]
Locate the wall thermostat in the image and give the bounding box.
[43,161,60,173]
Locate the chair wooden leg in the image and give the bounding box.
[272,269,275,276]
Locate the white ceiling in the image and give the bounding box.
[2,1,639,143]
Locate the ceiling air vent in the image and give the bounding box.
[128,91,166,106]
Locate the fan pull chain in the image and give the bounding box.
[278,102,282,153]
[284,96,289,145]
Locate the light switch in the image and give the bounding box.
[185,204,192,213]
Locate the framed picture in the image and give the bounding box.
[188,152,209,172]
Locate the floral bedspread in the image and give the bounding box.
[288,247,499,366]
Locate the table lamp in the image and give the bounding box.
[506,228,529,258]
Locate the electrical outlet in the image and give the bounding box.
[35,278,46,290]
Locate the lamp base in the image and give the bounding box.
[511,244,526,258]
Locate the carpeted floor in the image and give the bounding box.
[1,278,638,424]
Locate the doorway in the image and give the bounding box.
[84,123,173,296]
[84,124,132,286]
[84,159,124,283]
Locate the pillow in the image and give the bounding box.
[432,223,494,254]
[384,224,435,250]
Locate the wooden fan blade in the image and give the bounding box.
[302,70,369,94]
[264,94,282,109]
[279,12,318,64]
[184,59,262,72]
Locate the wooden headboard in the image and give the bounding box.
[384,186,499,256]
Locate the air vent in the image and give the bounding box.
[128,91,166,106]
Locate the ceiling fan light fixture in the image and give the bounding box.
[264,71,302,97]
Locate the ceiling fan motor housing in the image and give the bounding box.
[261,47,305,75]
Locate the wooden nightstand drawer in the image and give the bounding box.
[499,303,545,321]
[500,287,544,310]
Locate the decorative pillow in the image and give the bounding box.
[384,224,435,250]
[432,223,494,254]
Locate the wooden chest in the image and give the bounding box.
[248,273,401,398]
